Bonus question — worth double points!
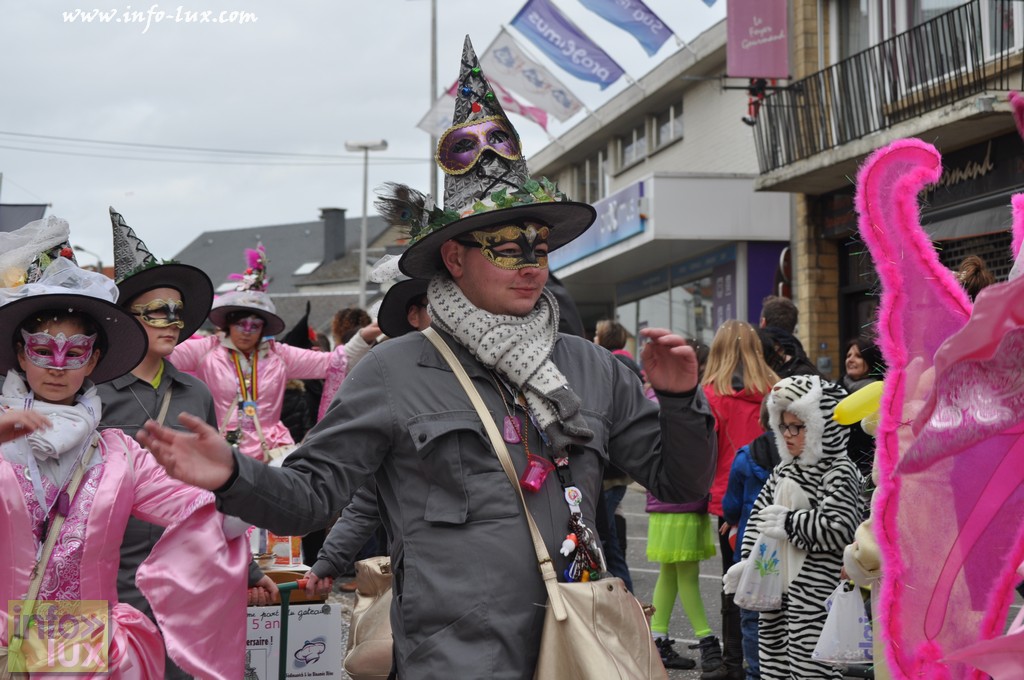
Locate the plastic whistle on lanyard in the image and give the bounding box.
[519,453,555,493]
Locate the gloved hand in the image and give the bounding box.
[756,504,790,539]
[723,560,747,594]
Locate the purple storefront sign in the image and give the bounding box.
[550,182,645,270]
[726,0,789,79]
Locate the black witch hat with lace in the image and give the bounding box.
[0,216,148,383]
[110,206,214,340]
[385,36,596,280]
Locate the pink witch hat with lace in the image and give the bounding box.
[854,105,1024,677]
[207,243,285,336]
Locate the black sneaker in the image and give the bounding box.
[688,635,723,672]
[741,116,758,126]
[654,637,697,670]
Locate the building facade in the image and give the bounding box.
[750,0,1024,377]
[531,20,791,348]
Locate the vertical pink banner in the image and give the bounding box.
[727,0,790,78]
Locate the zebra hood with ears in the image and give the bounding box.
[767,374,850,467]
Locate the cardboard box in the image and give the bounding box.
[245,602,342,679]
[265,569,325,605]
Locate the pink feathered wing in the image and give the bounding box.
[856,138,1024,679]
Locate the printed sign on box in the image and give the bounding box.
[246,603,342,679]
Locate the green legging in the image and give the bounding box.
[650,560,712,639]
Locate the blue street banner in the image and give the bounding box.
[511,0,625,90]
[577,0,673,56]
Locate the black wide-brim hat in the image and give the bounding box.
[0,293,149,384]
[116,263,215,341]
[398,201,596,280]
[378,278,430,338]
[207,289,286,337]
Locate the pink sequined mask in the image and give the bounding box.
[232,316,265,335]
[436,116,522,175]
[20,329,97,371]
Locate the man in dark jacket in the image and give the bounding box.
[138,37,717,680]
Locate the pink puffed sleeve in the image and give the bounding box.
[129,436,248,679]
[318,346,348,421]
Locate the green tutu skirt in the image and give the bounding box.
[646,512,716,563]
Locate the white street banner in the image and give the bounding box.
[481,28,584,122]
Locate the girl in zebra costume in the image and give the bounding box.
[727,374,864,679]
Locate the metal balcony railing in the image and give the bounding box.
[753,0,1024,174]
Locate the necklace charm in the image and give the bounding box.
[56,491,70,517]
[519,453,554,493]
[503,415,521,443]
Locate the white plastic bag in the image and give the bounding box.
[733,534,784,611]
[811,581,873,666]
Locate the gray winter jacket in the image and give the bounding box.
[215,327,717,679]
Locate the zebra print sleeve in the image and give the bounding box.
[784,460,863,553]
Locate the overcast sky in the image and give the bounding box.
[0,0,724,269]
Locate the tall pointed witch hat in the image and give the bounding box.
[389,36,596,279]
[0,216,148,383]
[110,207,214,340]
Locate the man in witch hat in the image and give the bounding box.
[139,36,716,679]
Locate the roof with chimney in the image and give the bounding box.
[173,209,395,332]
[0,204,49,232]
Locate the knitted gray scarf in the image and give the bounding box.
[428,275,593,454]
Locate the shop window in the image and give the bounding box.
[619,123,647,168]
[837,0,872,59]
[654,101,684,149]
[573,149,607,204]
[670,277,714,346]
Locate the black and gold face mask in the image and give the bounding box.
[130,298,185,329]
[458,223,551,270]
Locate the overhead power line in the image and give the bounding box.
[0,130,429,166]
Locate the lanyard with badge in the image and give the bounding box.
[492,372,607,582]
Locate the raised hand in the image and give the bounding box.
[0,410,52,444]
[136,411,235,490]
[638,328,699,394]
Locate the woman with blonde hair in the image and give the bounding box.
[701,319,780,679]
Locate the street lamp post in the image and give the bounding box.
[344,139,388,309]
[72,245,103,274]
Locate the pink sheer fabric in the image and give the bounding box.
[0,428,247,678]
[855,138,1024,679]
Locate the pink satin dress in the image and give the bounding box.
[169,336,347,460]
[0,429,249,678]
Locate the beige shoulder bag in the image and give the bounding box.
[423,328,666,680]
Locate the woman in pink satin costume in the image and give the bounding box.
[168,245,379,461]
[0,218,248,678]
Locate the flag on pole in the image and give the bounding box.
[510,0,625,90]
[417,79,549,139]
[481,28,584,122]
[576,0,673,56]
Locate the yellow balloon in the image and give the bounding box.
[834,380,884,425]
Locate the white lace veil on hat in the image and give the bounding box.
[0,216,147,383]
